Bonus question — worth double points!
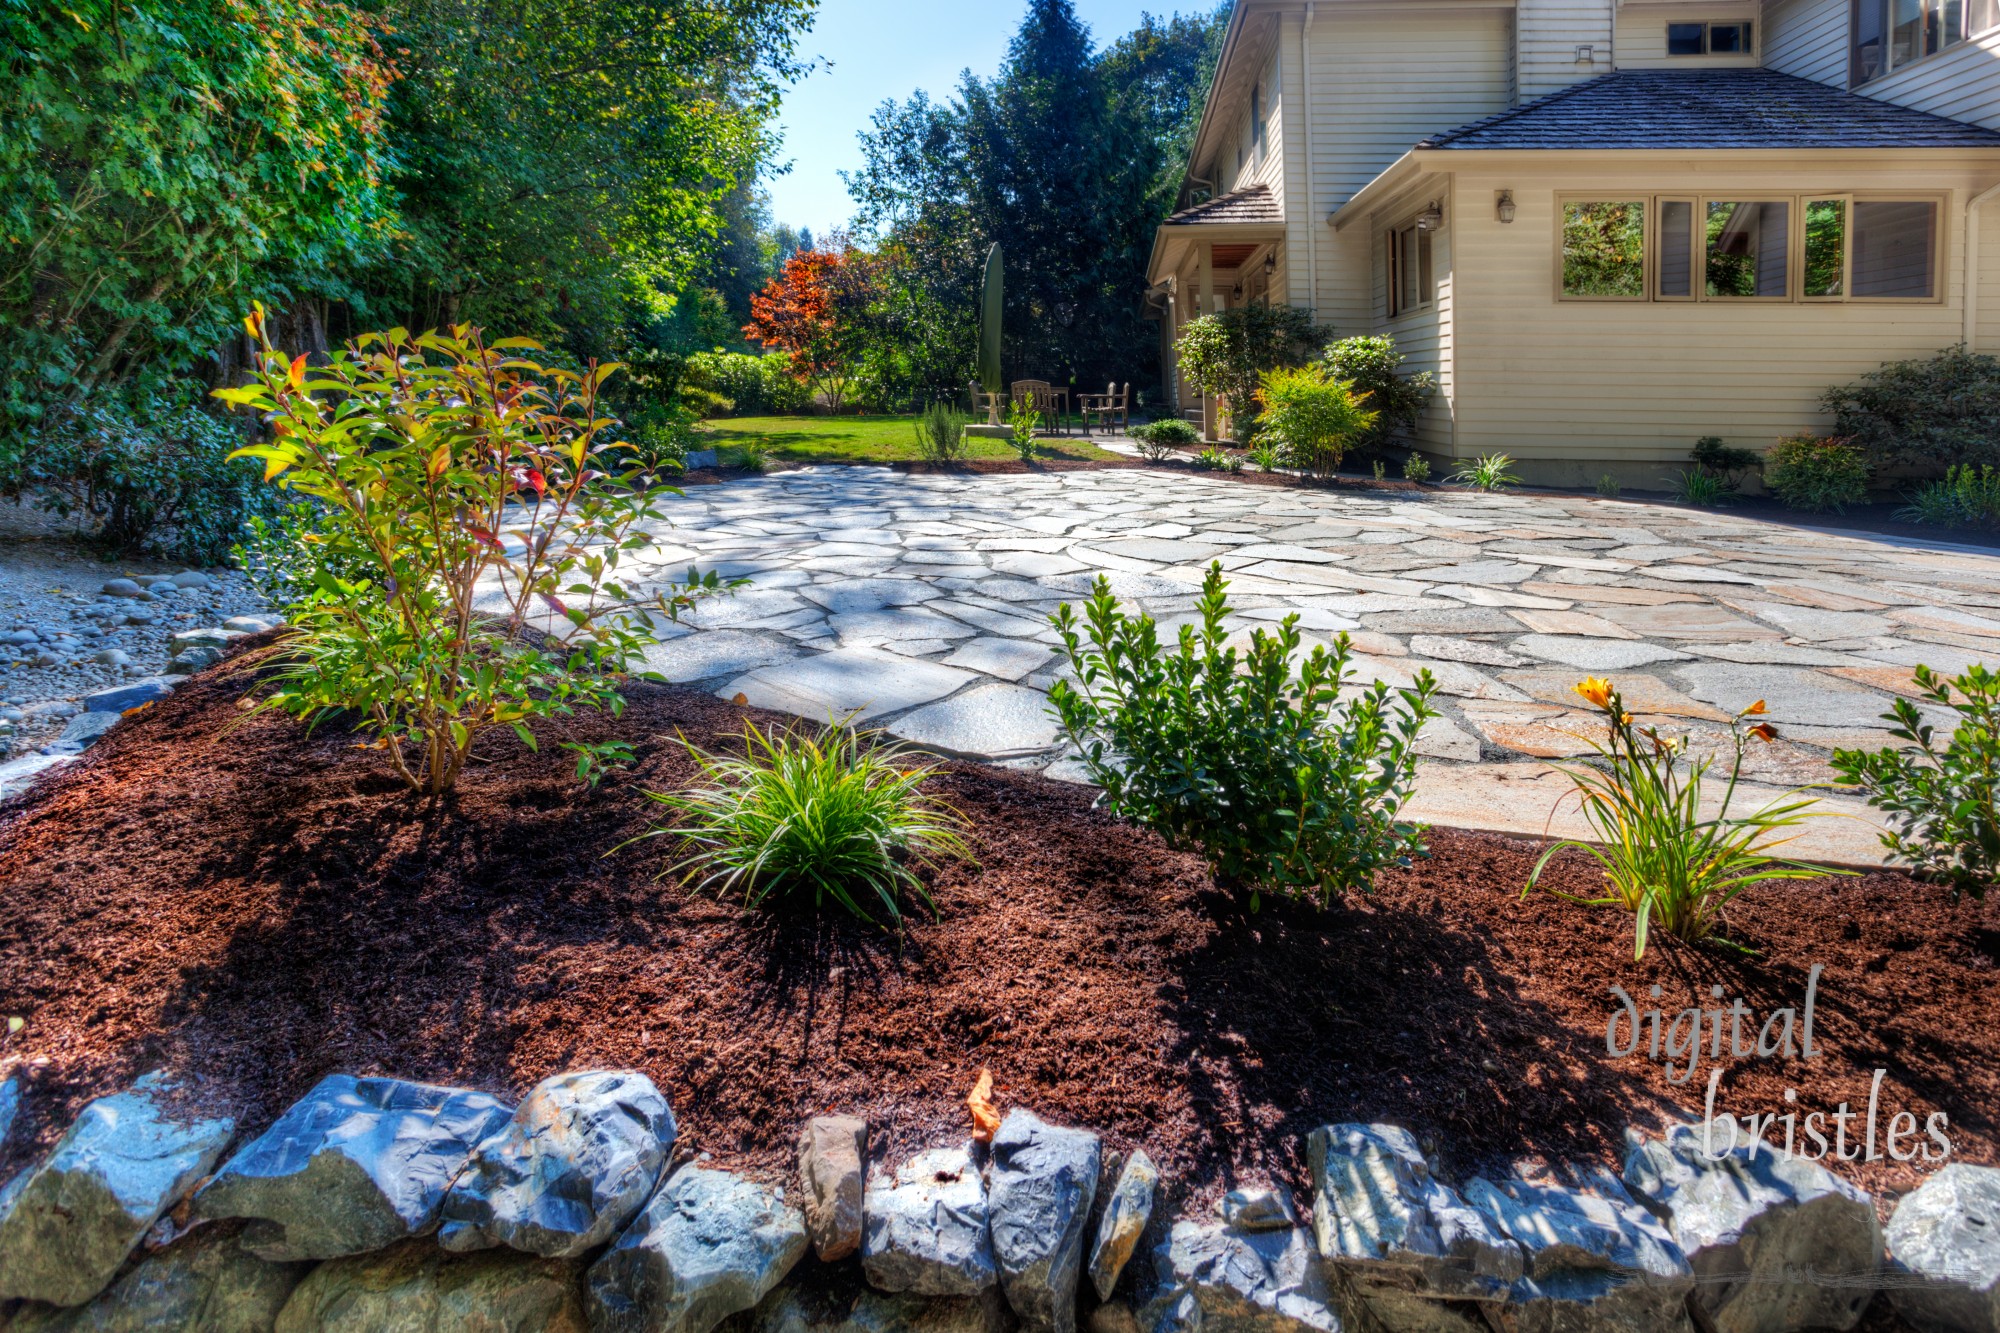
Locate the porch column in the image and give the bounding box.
[1198,241,1216,441]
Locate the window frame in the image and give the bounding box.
[1551,191,1946,306]
[1666,20,1756,56]
[1385,221,1435,319]
[1853,0,1999,86]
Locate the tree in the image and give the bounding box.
[1175,305,1329,439]
[0,0,396,430]
[744,247,879,414]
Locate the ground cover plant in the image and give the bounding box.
[1764,434,1870,513]
[1833,663,2000,898]
[1897,464,2000,529]
[1526,678,1837,958]
[1049,564,1438,909]
[629,718,970,927]
[218,316,722,794]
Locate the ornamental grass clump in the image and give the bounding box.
[1449,453,1520,492]
[217,311,723,794]
[1049,563,1439,910]
[1525,678,1841,959]
[1831,663,1999,898]
[632,719,972,926]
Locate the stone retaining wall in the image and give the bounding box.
[0,1066,1994,1333]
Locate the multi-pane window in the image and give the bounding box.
[1854,0,1999,84]
[1386,224,1433,317]
[1557,195,1942,302]
[1667,21,1754,54]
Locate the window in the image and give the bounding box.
[1854,0,1998,83]
[1252,84,1267,161]
[1386,224,1433,317]
[1562,201,1647,297]
[1667,21,1754,54]
[1556,193,1941,303]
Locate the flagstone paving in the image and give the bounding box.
[622,466,2000,865]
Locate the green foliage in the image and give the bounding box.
[1248,443,1282,473]
[1049,564,1440,909]
[1449,454,1521,492]
[1174,306,1330,439]
[1007,399,1041,462]
[1765,435,1870,513]
[16,388,274,565]
[1130,417,1199,462]
[613,401,698,474]
[1897,464,2000,529]
[1528,679,1840,959]
[1671,468,1736,508]
[1692,436,1762,481]
[913,402,970,464]
[1192,446,1242,473]
[235,500,373,607]
[1402,455,1432,484]
[562,739,637,790]
[218,319,725,794]
[1254,365,1377,480]
[1824,345,2000,470]
[1596,474,1621,499]
[632,719,973,926]
[1320,337,1436,451]
[686,352,788,416]
[1832,664,2000,898]
[0,0,395,431]
[1562,202,1646,297]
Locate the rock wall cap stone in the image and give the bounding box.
[986,1109,1101,1333]
[799,1115,867,1262]
[862,1146,998,1298]
[1088,1150,1158,1301]
[1885,1162,2000,1333]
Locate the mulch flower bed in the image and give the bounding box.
[1,652,1994,1215]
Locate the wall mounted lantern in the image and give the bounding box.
[1495,190,1517,224]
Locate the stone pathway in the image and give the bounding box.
[621,466,2000,865]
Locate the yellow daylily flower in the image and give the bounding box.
[1574,677,1614,710]
[1742,699,1768,716]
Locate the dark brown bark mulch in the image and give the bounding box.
[0,659,1992,1214]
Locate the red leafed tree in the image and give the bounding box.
[743,246,876,414]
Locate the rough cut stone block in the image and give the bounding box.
[586,1164,807,1333]
[862,1147,998,1297]
[986,1110,1100,1333]
[273,1238,585,1332]
[0,1073,234,1307]
[80,679,175,715]
[1886,1163,2000,1333]
[1466,1176,1686,1281]
[5,1226,309,1333]
[197,1073,513,1261]
[1135,1221,1341,1332]
[1088,1150,1158,1301]
[1307,1123,1521,1301]
[1623,1125,1879,1333]
[799,1116,868,1262]
[439,1068,675,1259]
[734,1280,1016,1332]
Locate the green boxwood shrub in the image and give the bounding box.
[1764,435,1870,513]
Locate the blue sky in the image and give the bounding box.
[763,0,1186,238]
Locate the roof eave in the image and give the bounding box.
[1330,150,1430,232]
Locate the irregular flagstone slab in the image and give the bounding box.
[888,683,1064,759]
[986,1110,1101,1333]
[1507,610,1641,640]
[1730,602,1892,641]
[943,637,1054,682]
[587,1164,807,1333]
[439,1069,676,1259]
[831,608,978,647]
[1886,1164,2000,1333]
[642,631,804,684]
[862,1147,998,1297]
[198,1074,513,1262]
[1418,560,1540,586]
[1496,670,1729,721]
[1642,565,1762,585]
[8,1226,309,1333]
[1513,636,1693,671]
[1593,602,1783,641]
[0,1073,235,1307]
[1307,1123,1521,1302]
[1623,1125,1879,1333]
[1680,642,1859,667]
[1434,585,1575,610]
[800,1116,868,1262]
[1413,716,1483,762]
[1089,1151,1158,1301]
[1408,636,1528,668]
[274,1239,586,1333]
[1135,1221,1342,1332]
[727,650,979,723]
[1674,663,1890,727]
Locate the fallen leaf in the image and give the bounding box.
[967,1068,1001,1143]
[731,693,749,706]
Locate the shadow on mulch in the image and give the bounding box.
[0,649,1992,1216]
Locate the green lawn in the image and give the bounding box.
[695,414,1125,467]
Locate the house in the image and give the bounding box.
[1145,0,2000,485]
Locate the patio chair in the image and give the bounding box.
[1080,383,1130,436]
[1009,379,1065,436]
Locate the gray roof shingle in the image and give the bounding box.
[1163,184,1282,225]
[1417,69,2000,151]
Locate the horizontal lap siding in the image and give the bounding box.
[1763,0,1849,85]
[1613,3,1760,69]
[1447,160,1993,465]
[1517,0,1614,98]
[1859,34,2000,131]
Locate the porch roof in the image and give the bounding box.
[1418,69,2000,152]
[1160,184,1282,227]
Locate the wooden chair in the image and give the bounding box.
[1080,382,1130,436]
[1009,379,1066,436]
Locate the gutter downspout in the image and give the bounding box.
[1965,181,2000,352]
[1302,4,1317,315]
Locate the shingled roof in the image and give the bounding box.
[1163,184,1282,225]
[1417,68,2000,151]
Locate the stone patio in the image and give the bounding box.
[620,466,2000,866]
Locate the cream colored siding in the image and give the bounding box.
[1858,33,2000,131]
[1445,157,1995,481]
[1300,6,1513,329]
[1763,0,1850,85]
[1613,3,1760,67]
[1517,0,1615,98]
